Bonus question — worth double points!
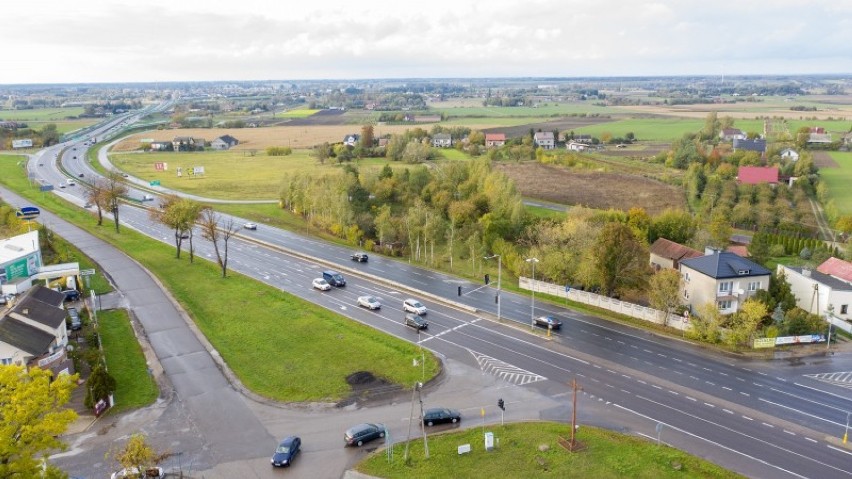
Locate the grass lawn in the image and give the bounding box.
[0,107,85,121]
[824,152,852,216]
[434,104,615,117]
[0,154,440,402]
[97,309,158,413]
[357,422,743,479]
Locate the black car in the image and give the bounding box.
[62,289,80,302]
[404,313,428,330]
[344,423,385,447]
[534,315,563,330]
[422,407,461,427]
[350,252,368,262]
[270,436,301,467]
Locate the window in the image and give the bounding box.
[842,305,848,315]
[719,282,733,293]
[717,300,732,310]
[748,281,761,291]
[1,358,12,366]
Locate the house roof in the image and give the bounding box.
[11,296,67,329]
[0,230,39,264]
[0,317,55,355]
[433,133,451,140]
[720,128,744,136]
[726,245,750,258]
[534,132,554,140]
[788,266,852,291]
[649,238,703,262]
[680,251,770,279]
[485,133,506,141]
[817,257,852,283]
[733,138,766,152]
[29,284,65,308]
[215,134,238,144]
[738,166,779,184]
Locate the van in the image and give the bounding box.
[322,270,346,287]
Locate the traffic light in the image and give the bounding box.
[484,274,490,285]
[458,286,462,296]
[497,398,505,411]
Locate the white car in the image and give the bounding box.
[403,298,427,315]
[357,295,381,310]
[312,278,331,291]
[67,179,76,186]
[243,222,257,230]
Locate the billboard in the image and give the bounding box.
[12,139,33,148]
[154,162,168,171]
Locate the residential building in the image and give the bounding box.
[732,138,766,153]
[779,264,851,321]
[0,285,73,375]
[210,134,239,150]
[485,133,506,148]
[779,148,799,162]
[431,133,452,148]
[649,238,703,271]
[679,250,771,314]
[566,141,588,152]
[720,128,746,141]
[172,136,204,152]
[1,231,43,296]
[149,141,172,151]
[533,131,555,150]
[737,166,779,185]
[343,134,360,147]
[817,257,852,283]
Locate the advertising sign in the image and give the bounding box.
[15,206,40,220]
[12,139,33,148]
[5,258,30,280]
[193,166,205,176]
[154,162,167,171]
[753,338,776,349]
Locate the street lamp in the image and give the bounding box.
[526,257,539,329]
[484,254,501,322]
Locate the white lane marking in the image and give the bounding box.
[762,423,774,428]
[742,416,753,421]
[805,437,817,444]
[827,445,852,457]
[758,397,847,428]
[722,386,732,391]
[783,430,795,436]
[704,403,715,408]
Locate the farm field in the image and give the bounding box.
[432,102,620,117]
[571,118,705,142]
[824,152,852,215]
[0,107,85,121]
[496,162,687,215]
[619,96,852,121]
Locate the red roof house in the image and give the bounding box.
[485,133,506,148]
[817,257,852,283]
[737,166,779,185]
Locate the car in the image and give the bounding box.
[142,194,154,201]
[312,278,331,291]
[270,436,301,467]
[534,315,563,330]
[357,295,381,310]
[404,313,428,330]
[121,173,129,178]
[344,423,385,447]
[62,289,80,302]
[178,232,190,239]
[72,156,76,159]
[78,173,84,178]
[67,307,82,331]
[322,270,346,287]
[110,466,164,479]
[59,183,66,188]
[422,407,461,427]
[67,179,76,186]
[351,252,368,262]
[403,298,427,315]
[243,222,257,230]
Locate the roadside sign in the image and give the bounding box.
[80,269,96,276]
[16,206,40,220]
[39,185,54,192]
[149,180,161,186]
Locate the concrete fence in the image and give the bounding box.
[518,277,690,331]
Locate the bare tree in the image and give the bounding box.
[86,178,109,226]
[199,208,240,277]
[104,171,129,233]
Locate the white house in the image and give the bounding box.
[431,133,452,148]
[566,141,588,152]
[778,264,851,321]
[779,148,799,162]
[0,285,73,375]
[679,250,771,315]
[210,135,239,150]
[534,131,555,150]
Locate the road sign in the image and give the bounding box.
[39,185,54,192]
[80,269,96,276]
[16,206,40,220]
[149,180,161,186]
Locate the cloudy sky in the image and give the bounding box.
[2,0,850,84]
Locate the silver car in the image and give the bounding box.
[403,298,427,315]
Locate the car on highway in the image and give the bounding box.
[344,423,385,447]
[312,278,331,291]
[270,436,301,467]
[67,179,76,186]
[142,194,154,201]
[534,315,563,330]
[67,307,82,331]
[404,313,428,330]
[357,295,381,310]
[78,173,84,177]
[243,222,257,230]
[121,173,129,178]
[423,407,461,426]
[350,252,368,262]
[322,270,346,287]
[59,183,66,188]
[403,298,427,315]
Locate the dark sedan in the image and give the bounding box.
[534,315,563,330]
[423,407,461,426]
[404,313,428,330]
[351,252,369,262]
[271,436,301,467]
[344,423,385,447]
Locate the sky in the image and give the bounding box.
[2,0,850,84]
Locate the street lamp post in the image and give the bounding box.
[484,254,501,322]
[526,257,539,330]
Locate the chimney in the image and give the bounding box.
[704,247,719,255]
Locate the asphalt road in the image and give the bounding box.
[14,112,852,478]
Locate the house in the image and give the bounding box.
[485,133,506,148]
[431,133,452,148]
[808,133,833,144]
[679,250,771,315]
[172,136,204,152]
[817,257,852,283]
[566,140,588,152]
[779,148,799,162]
[737,166,779,185]
[778,264,851,321]
[210,135,239,150]
[649,238,703,271]
[573,134,593,144]
[1,231,43,296]
[533,131,555,150]
[720,128,746,141]
[343,134,360,147]
[0,285,73,375]
[150,141,172,151]
[843,132,852,147]
[732,138,766,153]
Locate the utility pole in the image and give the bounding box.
[417,383,429,459]
[484,254,502,322]
[570,378,582,451]
[404,383,418,461]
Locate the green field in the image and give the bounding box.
[0,107,86,121]
[824,152,852,215]
[357,422,743,479]
[435,103,618,118]
[572,118,704,142]
[0,154,440,402]
[98,309,158,412]
[277,108,321,118]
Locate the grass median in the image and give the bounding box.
[0,154,440,402]
[97,309,158,412]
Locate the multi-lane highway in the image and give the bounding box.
[20,111,852,478]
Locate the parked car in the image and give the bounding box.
[357,295,381,310]
[534,315,563,330]
[404,313,428,330]
[67,307,82,331]
[62,289,80,302]
[243,222,257,230]
[344,423,385,447]
[350,252,368,262]
[422,407,461,426]
[403,298,427,315]
[270,436,301,467]
[110,466,164,479]
[312,278,331,291]
[322,270,346,287]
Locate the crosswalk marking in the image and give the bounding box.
[469,350,546,386]
[804,371,852,389]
